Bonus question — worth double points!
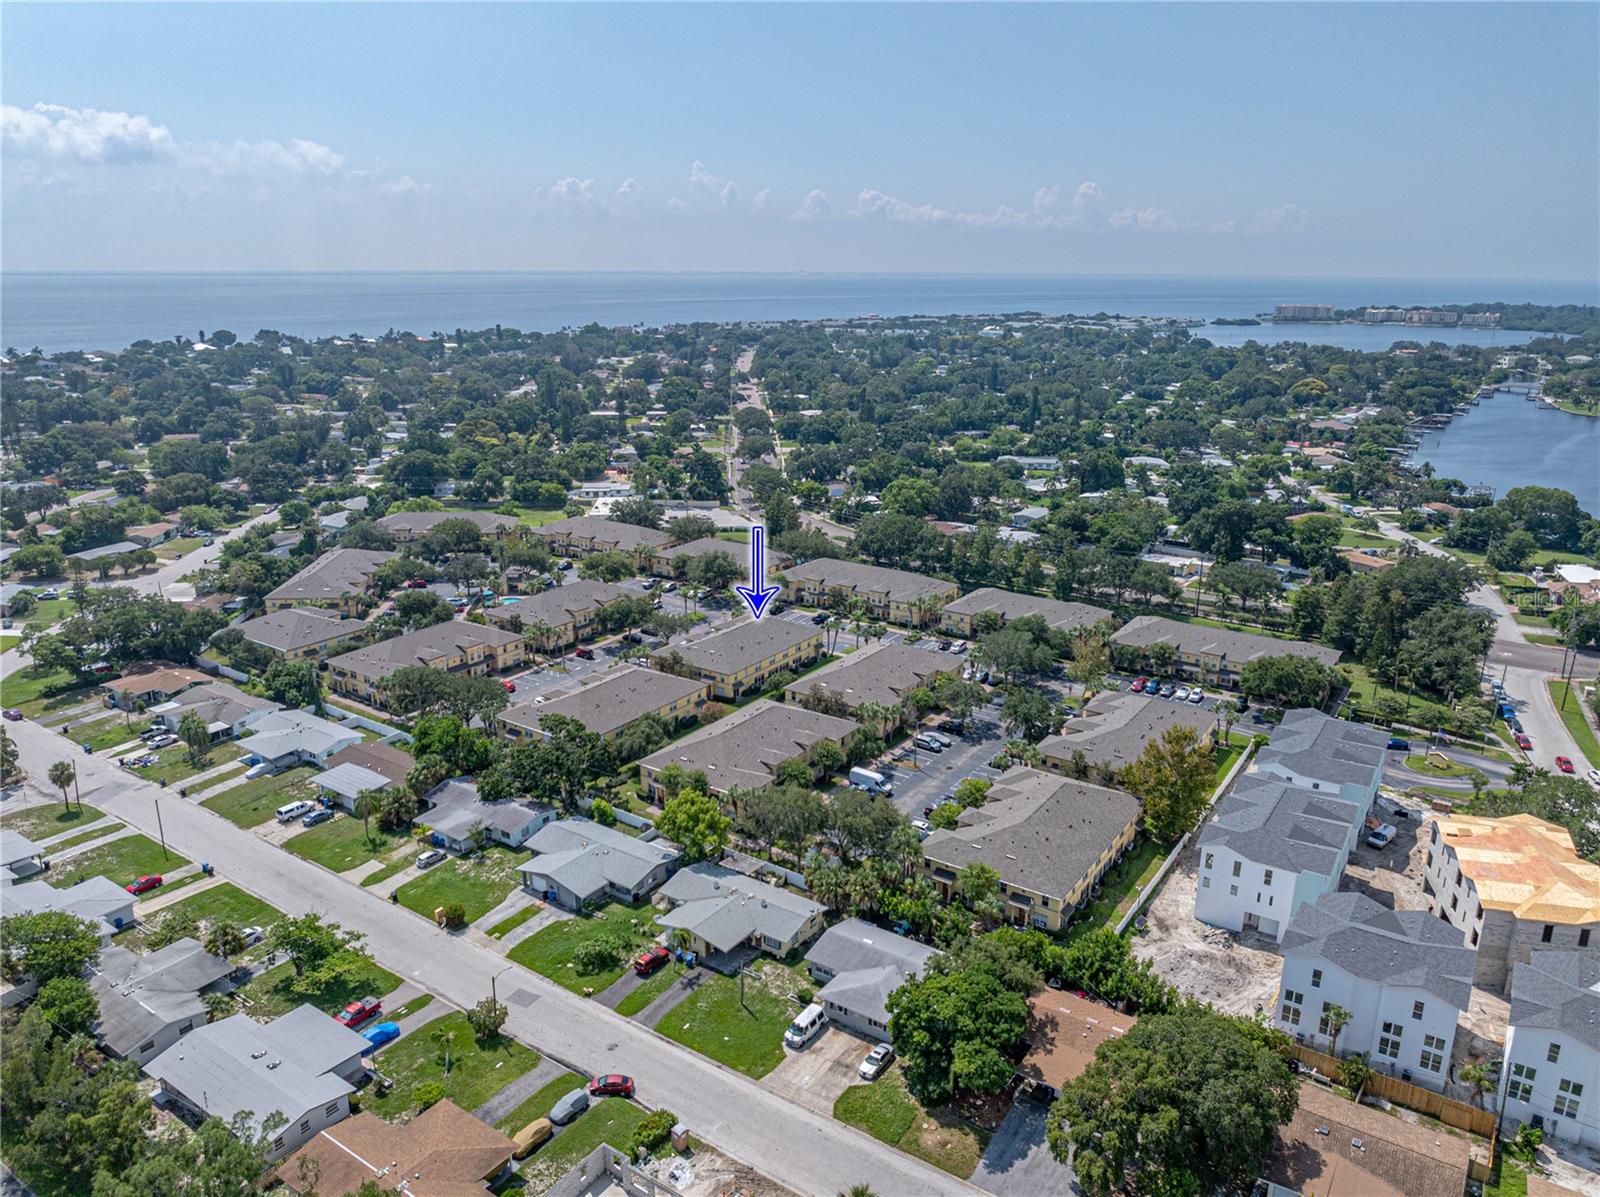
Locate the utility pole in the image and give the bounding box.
[491,964,511,1006]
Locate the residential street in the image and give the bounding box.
[2,715,981,1197]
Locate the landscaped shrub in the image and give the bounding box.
[440,902,467,929]
[631,1108,677,1157]
[572,931,628,974]
[591,798,617,827]
[413,1081,445,1111]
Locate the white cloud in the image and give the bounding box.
[852,185,1092,230]
[187,137,344,176]
[667,197,689,213]
[2,102,175,163]
[1256,202,1308,231]
[615,176,640,202]
[1109,206,1179,231]
[1073,181,1104,209]
[793,189,832,221]
[751,188,770,213]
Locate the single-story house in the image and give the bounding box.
[656,862,826,971]
[100,664,210,711]
[240,709,362,772]
[150,682,280,741]
[518,818,681,910]
[804,918,939,1041]
[124,521,179,548]
[311,762,396,812]
[69,540,141,564]
[0,584,31,616]
[147,1005,370,1160]
[3,874,135,938]
[417,778,556,854]
[1017,989,1138,1101]
[0,830,45,885]
[91,939,234,1066]
[276,1099,514,1197]
[321,741,414,791]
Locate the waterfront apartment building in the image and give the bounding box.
[1274,304,1335,322]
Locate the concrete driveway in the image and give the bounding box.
[761,1027,875,1116]
[970,1100,1077,1196]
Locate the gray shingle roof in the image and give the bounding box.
[806,918,938,981]
[5,875,133,933]
[485,580,630,630]
[240,608,363,653]
[243,709,360,763]
[1038,691,1216,773]
[500,666,706,738]
[327,619,521,682]
[655,537,750,564]
[783,642,955,711]
[156,682,279,728]
[0,829,43,868]
[312,762,393,801]
[91,939,233,1057]
[1110,614,1342,668]
[518,818,680,903]
[921,767,1142,902]
[1508,949,1600,1052]
[532,516,676,552]
[657,863,823,954]
[266,548,397,604]
[1197,772,1360,877]
[146,1006,367,1132]
[659,617,820,677]
[375,510,517,536]
[1256,708,1389,791]
[637,699,857,795]
[780,558,958,603]
[942,588,1111,631]
[419,778,552,842]
[1280,892,1477,1012]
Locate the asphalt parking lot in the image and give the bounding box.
[883,699,1007,819]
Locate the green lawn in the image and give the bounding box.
[0,802,105,841]
[492,1069,586,1134]
[513,506,570,528]
[152,882,283,932]
[507,899,660,995]
[132,740,244,785]
[200,766,317,826]
[486,902,544,939]
[365,1011,540,1119]
[47,832,191,889]
[388,993,434,1022]
[1061,836,1166,942]
[0,669,93,718]
[0,632,19,652]
[156,536,204,558]
[67,713,147,752]
[1339,663,1457,732]
[1482,1159,1530,1197]
[285,815,410,873]
[20,598,81,630]
[1336,529,1396,550]
[517,1100,650,1192]
[395,846,526,925]
[236,955,401,1021]
[615,962,688,1017]
[42,823,126,853]
[655,959,802,1078]
[1547,680,1600,769]
[833,1066,989,1178]
[1213,744,1244,784]
[1404,754,1483,780]
[361,855,415,889]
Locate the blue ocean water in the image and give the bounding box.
[2,272,1592,354]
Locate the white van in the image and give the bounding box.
[784,1002,826,1049]
[275,800,315,824]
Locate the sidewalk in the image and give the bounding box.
[135,871,222,916]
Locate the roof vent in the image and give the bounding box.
[1351,1137,1364,1151]
[1314,1126,1329,1136]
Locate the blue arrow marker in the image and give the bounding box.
[735,524,781,620]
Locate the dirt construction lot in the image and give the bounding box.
[762,1027,875,1115]
[1131,840,1283,1017]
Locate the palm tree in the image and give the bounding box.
[1321,1003,1351,1057]
[203,920,247,960]
[202,991,235,1023]
[354,789,382,846]
[1458,1060,1496,1108]
[47,760,76,812]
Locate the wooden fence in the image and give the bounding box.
[1286,1043,1497,1138]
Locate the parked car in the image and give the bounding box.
[512,1118,553,1159]
[936,640,952,652]
[926,731,953,749]
[950,641,967,655]
[1587,768,1600,787]
[661,581,678,593]
[810,611,830,625]
[574,647,595,660]
[859,1043,895,1080]
[1233,693,1249,712]
[416,849,447,869]
[1386,737,1410,751]
[2,709,21,721]
[275,800,315,824]
[37,589,59,601]
[202,537,215,546]
[362,1021,401,1048]
[557,560,573,571]
[301,808,335,828]
[1159,683,1176,698]
[1555,756,1575,774]
[240,925,265,946]
[1365,823,1397,849]
[1186,688,1205,704]
[634,946,671,977]
[910,819,931,839]
[1514,732,1533,750]
[125,874,163,895]
[1130,677,1147,693]
[588,1074,635,1098]
[334,997,382,1029]
[549,1088,590,1125]
[913,734,943,752]
[501,679,516,693]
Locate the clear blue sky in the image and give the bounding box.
[4,2,1595,278]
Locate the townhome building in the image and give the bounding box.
[940,588,1111,638]
[1252,709,1387,816]
[499,666,708,743]
[637,699,856,801]
[239,608,367,661]
[777,558,959,628]
[530,516,676,562]
[375,509,518,541]
[1422,812,1600,991]
[1498,950,1600,1150]
[782,641,958,729]
[264,548,397,614]
[1109,614,1342,690]
[921,767,1141,933]
[480,579,632,649]
[1038,690,1217,780]
[655,617,823,700]
[1273,892,1476,1093]
[326,620,524,705]
[649,536,773,579]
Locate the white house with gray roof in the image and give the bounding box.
[91,939,235,1066]
[1274,892,1475,1093]
[151,682,280,741]
[1254,709,1387,815]
[518,818,681,910]
[0,830,45,885]
[417,778,556,854]
[146,1005,370,1160]
[1499,950,1600,1148]
[656,863,825,971]
[804,919,939,1041]
[240,709,362,772]
[5,874,135,937]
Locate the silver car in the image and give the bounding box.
[548,1087,590,1125]
[415,849,447,869]
[859,1043,895,1080]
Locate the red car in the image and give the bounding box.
[335,996,382,1029]
[588,1074,635,1098]
[1514,732,1533,750]
[501,679,517,693]
[126,875,163,895]
[1555,756,1575,774]
[634,946,671,977]
[1130,677,1147,693]
[574,647,595,660]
